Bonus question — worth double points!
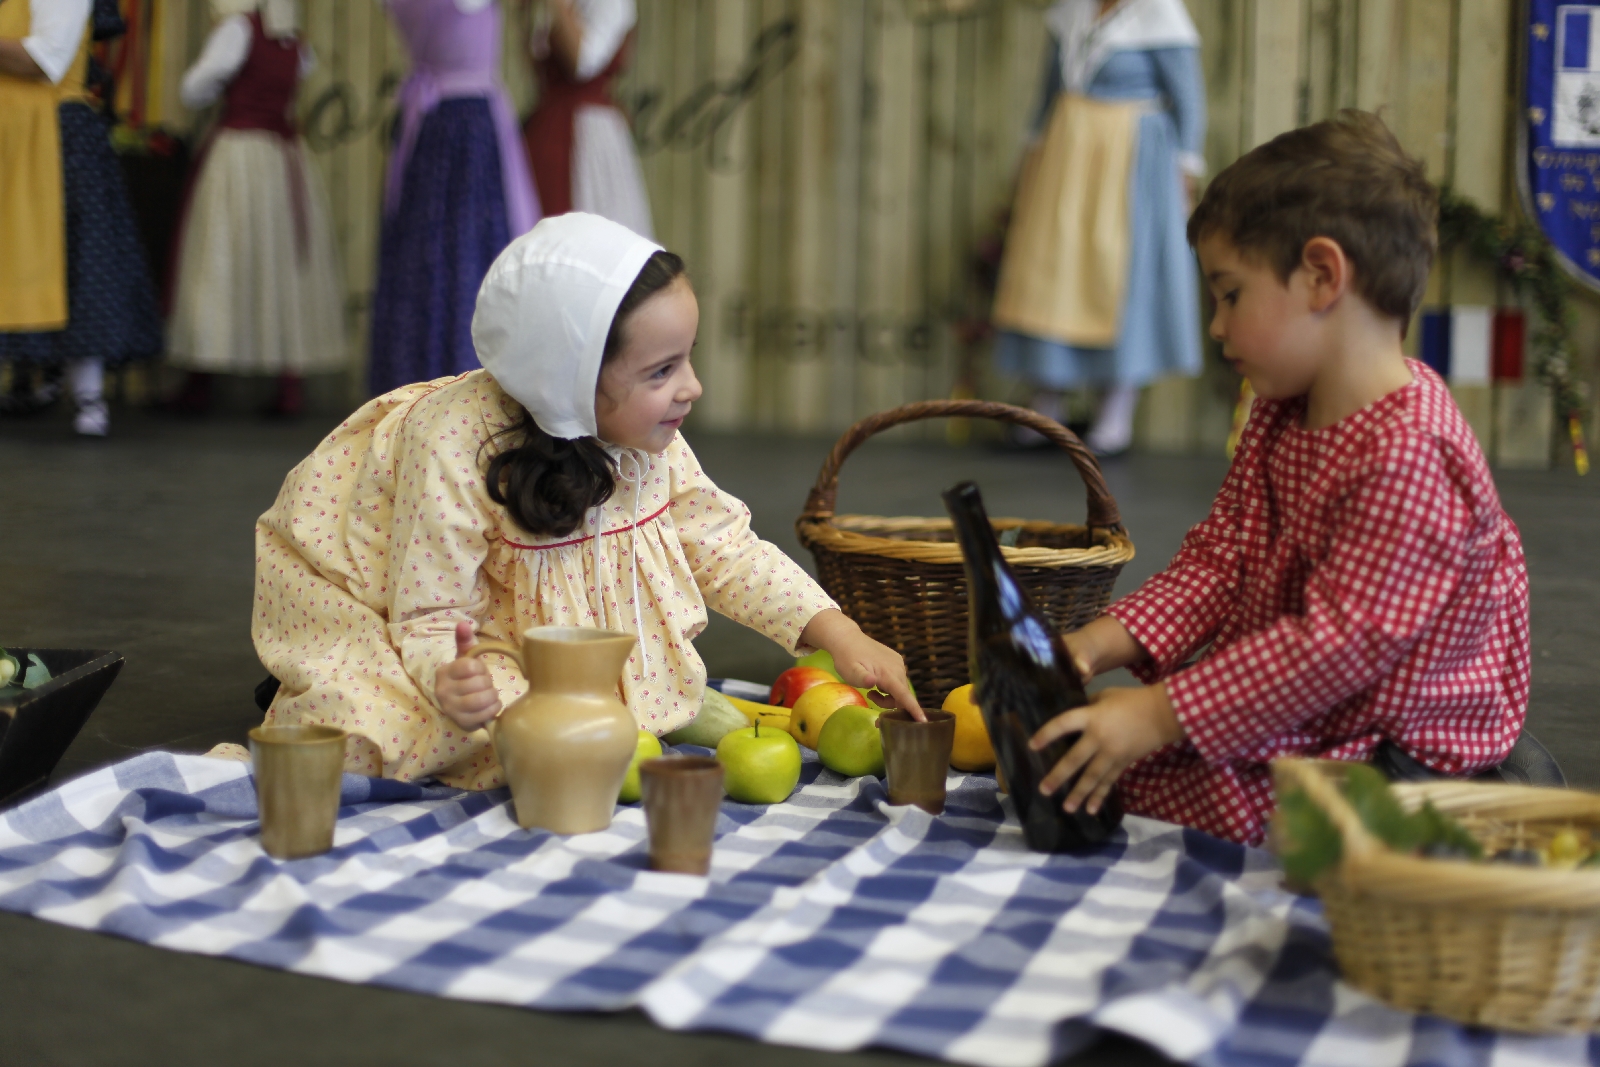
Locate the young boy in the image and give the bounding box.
[1030,110,1530,845]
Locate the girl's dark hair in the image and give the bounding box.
[483,250,688,538]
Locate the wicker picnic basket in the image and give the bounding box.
[794,400,1135,708]
[1273,758,1600,1032]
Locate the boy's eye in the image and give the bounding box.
[650,364,674,380]
[1223,289,1240,306]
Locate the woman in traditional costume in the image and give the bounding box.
[522,0,652,237]
[366,0,541,398]
[992,0,1206,456]
[0,0,160,436]
[166,0,344,417]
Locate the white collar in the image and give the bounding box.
[1045,0,1199,94]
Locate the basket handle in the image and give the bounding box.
[799,400,1123,532]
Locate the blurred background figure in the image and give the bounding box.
[522,0,652,238]
[0,0,160,437]
[992,0,1206,456]
[367,0,540,397]
[165,0,343,418]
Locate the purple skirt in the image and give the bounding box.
[367,97,510,396]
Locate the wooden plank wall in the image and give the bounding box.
[149,0,1587,465]
[1158,0,1582,466]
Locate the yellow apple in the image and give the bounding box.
[788,681,868,750]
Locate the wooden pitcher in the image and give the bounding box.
[468,626,639,834]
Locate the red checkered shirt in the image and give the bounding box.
[1107,363,1530,846]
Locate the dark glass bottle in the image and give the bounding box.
[941,480,1123,851]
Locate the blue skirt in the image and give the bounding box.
[367,98,511,396]
[0,103,161,367]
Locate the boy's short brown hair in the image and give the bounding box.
[1187,110,1438,322]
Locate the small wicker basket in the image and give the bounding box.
[795,400,1136,708]
[1273,758,1600,1032]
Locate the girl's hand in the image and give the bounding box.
[434,621,503,730]
[1028,683,1183,816]
[799,609,924,720]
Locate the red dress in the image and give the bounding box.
[522,41,629,216]
[1107,362,1531,845]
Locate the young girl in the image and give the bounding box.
[243,212,917,788]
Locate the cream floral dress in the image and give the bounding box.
[239,370,836,790]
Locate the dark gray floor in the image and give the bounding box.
[2,404,1596,1066]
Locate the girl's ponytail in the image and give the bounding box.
[483,250,687,538]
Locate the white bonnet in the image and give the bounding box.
[471,213,663,440]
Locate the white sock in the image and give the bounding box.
[1087,384,1138,453]
[70,358,108,436]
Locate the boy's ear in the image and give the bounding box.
[1299,236,1351,312]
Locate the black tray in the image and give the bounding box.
[0,648,123,807]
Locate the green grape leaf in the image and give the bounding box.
[1413,800,1484,859]
[1342,764,1423,851]
[1276,789,1343,884]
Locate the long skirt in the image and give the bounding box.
[994,101,1201,390]
[166,129,345,375]
[571,105,653,239]
[0,103,160,367]
[367,98,510,397]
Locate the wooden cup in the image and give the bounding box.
[878,709,957,814]
[248,724,346,859]
[639,756,724,875]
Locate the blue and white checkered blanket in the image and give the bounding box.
[0,748,1594,1067]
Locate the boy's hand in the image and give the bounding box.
[1060,631,1098,682]
[434,621,503,730]
[1062,615,1145,682]
[1029,683,1183,815]
[800,608,924,720]
[1062,614,1152,681]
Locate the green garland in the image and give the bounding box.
[1436,188,1591,429]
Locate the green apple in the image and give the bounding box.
[816,704,884,779]
[795,649,841,679]
[618,730,664,803]
[715,722,802,805]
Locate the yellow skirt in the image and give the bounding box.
[992,93,1142,349]
[0,77,66,331]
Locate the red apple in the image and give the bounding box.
[769,666,838,708]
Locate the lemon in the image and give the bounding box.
[942,684,995,771]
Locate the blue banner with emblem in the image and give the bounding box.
[1527,2,1600,289]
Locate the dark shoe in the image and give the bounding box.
[262,373,304,420]
[160,371,213,416]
